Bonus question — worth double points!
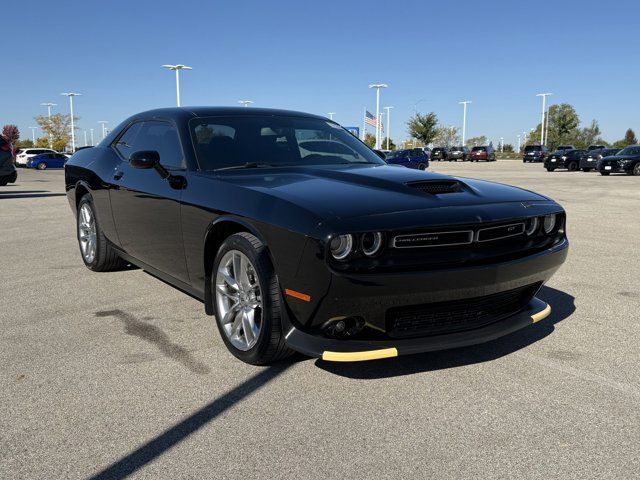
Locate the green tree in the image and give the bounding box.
[407,112,439,146]
[466,135,487,147]
[35,137,50,148]
[624,128,637,145]
[502,143,514,153]
[380,137,396,150]
[572,120,604,149]
[14,139,34,148]
[364,132,376,148]
[35,113,76,151]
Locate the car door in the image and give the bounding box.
[108,120,189,282]
[52,153,66,168]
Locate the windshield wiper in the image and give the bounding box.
[216,162,278,171]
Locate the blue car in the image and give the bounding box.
[27,152,68,170]
[385,148,429,170]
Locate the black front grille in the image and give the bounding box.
[386,283,540,339]
[406,180,461,194]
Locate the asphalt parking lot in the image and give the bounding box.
[1,162,639,479]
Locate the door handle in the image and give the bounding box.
[113,171,124,181]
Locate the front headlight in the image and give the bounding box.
[525,217,539,236]
[361,232,383,256]
[329,234,353,260]
[543,214,556,234]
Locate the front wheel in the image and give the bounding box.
[546,167,555,172]
[417,162,426,171]
[634,163,640,176]
[600,171,610,176]
[37,162,46,170]
[568,161,578,172]
[213,232,293,365]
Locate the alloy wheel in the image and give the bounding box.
[215,250,263,351]
[78,203,97,263]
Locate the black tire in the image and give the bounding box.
[600,171,610,176]
[212,232,293,365]
[77,194,126,272]
[417,162,426,171]
[37,162,46,170]
[0,178,8,186]
[546,167,555,172]
[634,163,640,176]
[567,161,578,172]
[582,168,591,172]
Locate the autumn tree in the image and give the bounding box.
[2,125,20,144]
[466,135,487,147]
[35,113,76,151]
[433,126,460,147]
[624,128,637,145]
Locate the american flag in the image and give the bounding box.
[364,110,384,131]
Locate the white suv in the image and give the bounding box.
[15,148,57,166]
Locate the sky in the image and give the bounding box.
[3,0,640,147]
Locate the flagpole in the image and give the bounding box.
[362,107,366,141]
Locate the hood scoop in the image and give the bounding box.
[406,180,462,194]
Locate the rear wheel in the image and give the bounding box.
[0,178,8,186]
[77,194,126,271]
[568,161,578,172]
[37,162,46,170]
[213,232,293,365]
[417,162,426,171]
[546,167,555,172]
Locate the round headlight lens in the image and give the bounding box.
[543,214,556,234]
[525,217,539,236]
[329,234,353,260]
[361,232,383,256]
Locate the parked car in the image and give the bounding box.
[587,144,606,151]
[385,148,429,170]
[468,145,496,162]
[27,152,69,170]
[597,145,640,176]
[0,136,18,186]
[431,147,449,161]
[544,149,587,171]
[15,148,57,167]
[448,146,470,161]
[556,145,576,153]
[522,145,549,163]
[579,148,619,172]
[65,107,567,365]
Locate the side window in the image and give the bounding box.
[134,121,184,168]
[114,122,143,159]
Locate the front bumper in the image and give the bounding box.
[580,159,598,169]
[282,239,567,361]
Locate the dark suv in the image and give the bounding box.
[431,147,449,161]
[468,145,496,162]
[448,146,470,161]
[545,149,587,172]
[580,148,619,172]
[523,145,549,163]
[0,136,17,186]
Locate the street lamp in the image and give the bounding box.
[368,83,388,149]
[536,93,552,145]
[90,128,95,146]
[41,102,57,148]
[384,106,394,150]
[161,64,192,106]
[98,121,108,140]
[327,112,336,120]
[61,92,81,152]
[500,137,504,152]
[29,127,37,144]
[238,100,254,107]
[459,101,472,147]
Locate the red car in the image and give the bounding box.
[468,145,496,162]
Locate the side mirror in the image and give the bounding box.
[129,150,160,169]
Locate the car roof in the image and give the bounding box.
[130,106,327,121]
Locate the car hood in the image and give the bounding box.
[218,164,550,220]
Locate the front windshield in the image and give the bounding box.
[618,147,637,156]
[189,115,385,170]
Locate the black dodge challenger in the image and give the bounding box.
[65,107,568,365]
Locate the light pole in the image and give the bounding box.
[29,127,37,144]
[459,101,471,147]
[61,92,81,152]
[500,137,504,152]
[90,128,94,146]
[379,112,385,146]
[162,64,192,106]
[536,93,552,145]
[327,112,336,120]
[545,107,551,147]
[98,121,108,140]
[83,130,88,147]
[238,100,254,107]
[517,134,521,152]
[41,102,57,148]
[384,106,394,150]
[368,83,388,149]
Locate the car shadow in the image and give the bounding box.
[315,286,575,379]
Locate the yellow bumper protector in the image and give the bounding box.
[322,347,398,362]
[531,303,551,323]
